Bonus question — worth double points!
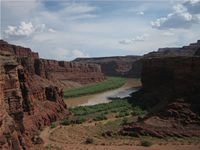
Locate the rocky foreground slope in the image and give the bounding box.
[119,53,200,138]
[0,40,106,149]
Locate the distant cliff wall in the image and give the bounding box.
[20,57,106,88]
[73,56,142,77]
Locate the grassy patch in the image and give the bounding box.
[69,99,132,116]
[86,137,94,144]
[141,140,153,147]
[64,76,126,98]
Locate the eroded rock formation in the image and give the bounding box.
[73,56,142,77]
[0,40,39,58]
[0,51,33,150]
[119,56,200,138]
[0,40,107,149]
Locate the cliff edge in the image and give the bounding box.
[120,56,200,138]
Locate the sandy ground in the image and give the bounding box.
[40,126,200,150]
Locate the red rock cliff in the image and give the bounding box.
[0,40,107,149]
[73,56,142,77]
[120,56,200,138]
[0,40,39,58]
[0,51,33,150]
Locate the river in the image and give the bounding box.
[64,78,141,108]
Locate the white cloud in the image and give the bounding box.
[48,29,56,33]
[72,50,89,58]
[119,39,133,44]
[151,0,200,29]
[51,48,89,61]
[132,33,149,41]
[119,33,149,45]
[52,48,70,60]
[137,12,144,15]
[4,22,46,40]
[162,32,174,36]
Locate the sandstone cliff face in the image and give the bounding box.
[73,56,142,77]
[0,40,39,58]
[0,52,32,150]
[0,41,107,149]
[120,56,200,138]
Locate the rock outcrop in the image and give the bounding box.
[0,40,39,58]
[144,40,200,58]
[20,57,106,89]
[73,56,142,77]
[0,40,107,149]
[0,51,33,150]
[119,56,200,138]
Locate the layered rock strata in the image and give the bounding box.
[73,56,142,77]
[119,56,200,138]
[0,40,39,58]
[0,40,106,149]
[0,51,33,150]
[20,57,106,88]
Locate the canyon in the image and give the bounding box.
[1,39,200,149]
[73,55,142,77]
[73,40,200,79]
[0,40,106,149]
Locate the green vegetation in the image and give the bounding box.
[40,126,45,131]
[64,76,126,98]
[75,118,87,124]
[69,99,147,124]
[141,140,153,147]
[123,117,128,124]
[93,114,108,121]
[35,130,40,137]
[131,106,147,116]
[63,120,71,125]
[86,137,94,144]
[69,99,132,116]
[50,124,56,129]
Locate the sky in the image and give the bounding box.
[1,0,200,61]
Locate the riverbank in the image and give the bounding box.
[64,77,126,98]
[64,78,141,108]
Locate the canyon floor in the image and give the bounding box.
[40,120,200,150]
[40,79,200,150]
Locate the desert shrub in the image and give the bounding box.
[131,106,147,116]
[116,112,125,118]
[35,130,40,137]
[63,120,71,125]
[173,137,179,141]
[76,118,87,124]
[50,124,56,129]
[125,111,129,116]
[141,140,153,147]
[86,137,94,144]
[123,117,128,124]
[40,126,45,131]
[93,114,108,121]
